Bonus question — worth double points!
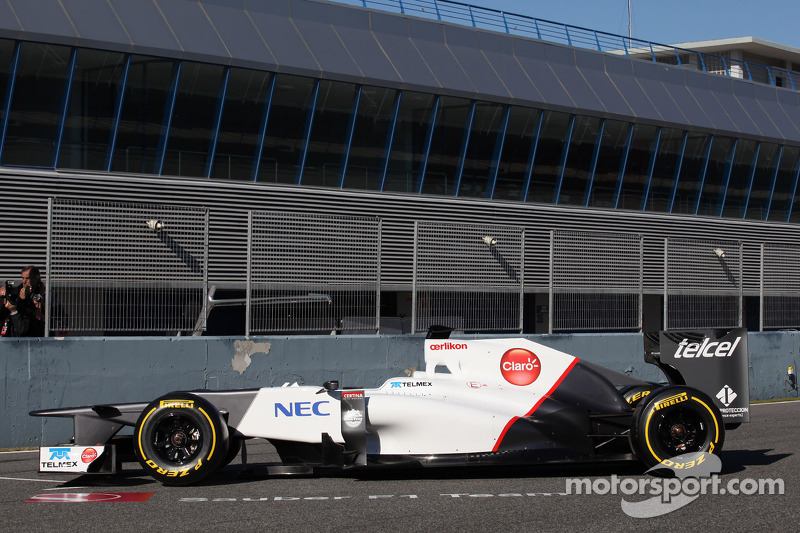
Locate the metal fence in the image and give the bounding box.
[46,198,208,335]
[550,230,643,333]
[664,237,742,330]
[337,0,800,91]
[412,222,524,333]
[247,212,381,335]
[761,243,800,330]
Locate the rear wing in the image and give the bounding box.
[645,328,750,424]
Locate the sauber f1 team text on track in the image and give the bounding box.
[30,328,748,486]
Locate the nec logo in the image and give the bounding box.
[673,337,742,358]
[274,401,330,417]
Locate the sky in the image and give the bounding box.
[469,0,800,49]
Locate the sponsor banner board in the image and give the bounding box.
[659,328,750,423]
[38,445,115,473]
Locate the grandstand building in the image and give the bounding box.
[1,0,800,334]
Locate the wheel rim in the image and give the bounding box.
[655,408,707,456]
[151,413,203,465]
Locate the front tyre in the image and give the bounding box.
[134,393,229,486]
[630,386,724,468]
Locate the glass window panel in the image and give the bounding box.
[3,42,72,167]
[384,91,436,193]
[722,139,757,218]
[211,68,272,181]
[301,80,358,187]
[494,107,539,201]
[162,62,226,177]
[58,49,127,171]
[0,39,17,140]
[257,74,315,183]
[672,132,711,214]
[344,85,396,190]
[789,163,800,224]
[697,136,735,217]
[458,102,505,198]
[112,55,177,174]
[526,110,571,204]
[768,146,800,222]
[558,115,602,206]
[588,120,630,209]
[617,124,659,210]
[422,96,471,196]
[644,128,684,212]
[746,143,781,220]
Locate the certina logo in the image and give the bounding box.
[673,337,742,358]
[429,342,467,350]
[500,348,541,386]
[274,401,330,417]
[342,391,364,399]
[390,381,433,388]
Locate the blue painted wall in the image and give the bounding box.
[3,332,797,448]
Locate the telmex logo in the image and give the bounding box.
[500,348,541,386]
[429,342,467,350]
[48,448,71,461]
[673,337,742,358]
[274,401,330,417]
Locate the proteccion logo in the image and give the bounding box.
[500,348,541,386]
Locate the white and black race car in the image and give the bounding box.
[31,329,746,486]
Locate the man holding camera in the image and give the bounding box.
[1,265,45,337]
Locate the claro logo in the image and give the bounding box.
[673,337,742,358]
[500,348,541,386]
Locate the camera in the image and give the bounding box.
[1,280,18,305]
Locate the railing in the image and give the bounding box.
[335,0,799,90]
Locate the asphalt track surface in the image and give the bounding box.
[1,401,797,532]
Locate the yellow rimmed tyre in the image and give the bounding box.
[134,392,229,486]
[629,386,724,468]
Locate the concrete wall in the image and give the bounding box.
[3,332,798,448]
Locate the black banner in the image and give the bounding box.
[658,328,750,423]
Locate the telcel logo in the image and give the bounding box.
[274,401,330,417]
[500,348,541,386]
[673,337,742,358]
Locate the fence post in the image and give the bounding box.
[376,218,382,334]
[246,211,252,338]
[45,197,53,338]
[663,237,668,331]
[548,229,553,334]
[759,242,764,332]
[519,227,525,333]
[411,221,418,334]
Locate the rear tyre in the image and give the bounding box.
[630,386,724,468]
[134,393,229,486]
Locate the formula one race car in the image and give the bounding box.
[31,329,746,486]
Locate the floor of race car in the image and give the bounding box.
[2,401,798,532]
